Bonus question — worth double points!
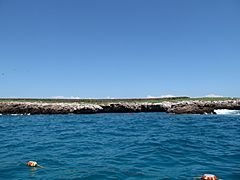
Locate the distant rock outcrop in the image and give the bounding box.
[0,100,240,115]
[166,100,240,114]
[0,102,102,114]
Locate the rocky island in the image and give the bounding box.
[0,97,240,115]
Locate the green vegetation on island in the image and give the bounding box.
[0,97,238,104]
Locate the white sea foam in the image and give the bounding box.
[214,109,240,115]
[0,113,31,116]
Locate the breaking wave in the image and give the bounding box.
[214,109,240,115]
[0,113,31,116]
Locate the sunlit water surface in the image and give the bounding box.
[0,113,239,179]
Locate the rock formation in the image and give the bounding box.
[0,100,240,115]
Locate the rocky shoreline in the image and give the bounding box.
[0,100,240,115]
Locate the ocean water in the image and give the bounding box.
[0,113,239,180]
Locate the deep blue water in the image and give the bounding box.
[0,113,239,180]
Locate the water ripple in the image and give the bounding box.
[0,113,239,179]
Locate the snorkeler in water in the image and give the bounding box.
[26,161,44,168]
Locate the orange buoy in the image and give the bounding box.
[201,174,218,180]
[26,161,38,167]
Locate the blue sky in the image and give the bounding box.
[0,0,239,98]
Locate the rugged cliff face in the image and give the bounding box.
[0,100,240,115]
[0,102,102,114]
[166,100,240,114]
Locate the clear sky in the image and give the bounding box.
[0,0,239,98]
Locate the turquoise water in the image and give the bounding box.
[0,113,239,179]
